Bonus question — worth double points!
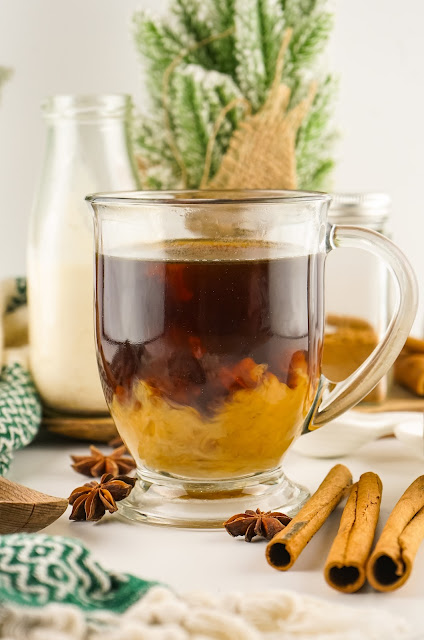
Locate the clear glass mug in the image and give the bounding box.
[86,190,417,527]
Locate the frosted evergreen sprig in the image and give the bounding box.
[296,74,338,190]
[234,0,286,110]
[133,0,336,190]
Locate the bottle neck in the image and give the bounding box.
[43,116,139,190]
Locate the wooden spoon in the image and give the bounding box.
[0,477,68,533]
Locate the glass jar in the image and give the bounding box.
[28,95,140,414]
[322,193,391,403]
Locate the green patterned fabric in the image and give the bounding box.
[0,278,41,475]
[0,533,156,613]
[0,363,41,475]
[5,277,27,314]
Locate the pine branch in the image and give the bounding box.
[172,0,218,70]
[296,75,337,190]
[282,0,327,25]
[234,0,285,110]
[132,12,193,104]
[288,12,333,71]
[280,0,333,87]
[208,0,238,75]
[132,0,337,191]
[307,158,335,190]
[169,65,245,187]
[172,0,237,76]
[256,0,287,87]
[135,116,178,166]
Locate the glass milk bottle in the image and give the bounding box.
[28,95,140,413]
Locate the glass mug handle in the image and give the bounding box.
[313,224,418,427]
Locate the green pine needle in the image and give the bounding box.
[234,0,285,109]
[170,65,245,186]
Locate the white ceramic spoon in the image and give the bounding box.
[292,411,421,459]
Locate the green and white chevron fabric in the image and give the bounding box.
[0,278,42,475]
[0,533,155,613]
[5,277,27,314]
[0,363,41,474]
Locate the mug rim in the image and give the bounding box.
[86,189,332,207]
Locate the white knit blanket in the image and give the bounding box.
[0,585,413,640]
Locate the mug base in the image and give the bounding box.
[117,467,310,528]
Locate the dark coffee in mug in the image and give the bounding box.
[96,240,324,479]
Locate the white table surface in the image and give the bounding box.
[7,433,424,634]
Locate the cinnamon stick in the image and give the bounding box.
[322,314,383,403]
[393,336,424,396]
[266,464,352,571]
[394,354,424,396]
[367,476,424,591]
[401,336,424,354]
[324,472,382,593]
[325,314,375,331]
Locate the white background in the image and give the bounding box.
[0,0,423,329]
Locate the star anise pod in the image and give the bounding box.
[68,473,136,521]
[71,445,135,477]
[224,508,291,542]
